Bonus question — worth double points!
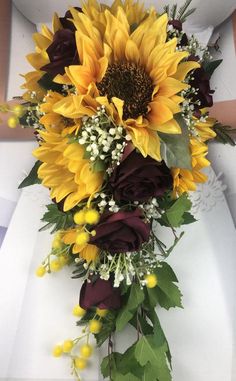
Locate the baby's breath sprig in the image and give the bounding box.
[77,106,131,173]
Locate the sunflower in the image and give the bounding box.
[172,138,210,196]
[33,119,104,211]
[62,228,99,262]
[53,5,199,161]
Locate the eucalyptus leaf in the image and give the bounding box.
[160,114,191,169]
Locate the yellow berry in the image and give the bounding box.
[96,308,108,317]
[89,319,102,334]
[74,210,86,225]
[84,209,100,225]
[62,339,74,353]
[50,259,62,272]
[12,104,25,117]
[75,231,90,246]
[80,344,93,358]
[59,255,68,266]
[52,345,63,357]
[7,116,19,128]
[91,230,96,237]
[52,238,62,250]
[74,357,87,370]
[72,305,86,317]
[35,266,46,277]
[145,274,158,288]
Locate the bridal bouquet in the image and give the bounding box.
[2,0,235,380]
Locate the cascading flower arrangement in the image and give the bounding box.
[2,0,235,380]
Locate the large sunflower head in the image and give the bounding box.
[54,4,199,161]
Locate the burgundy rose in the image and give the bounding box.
[189,67,214,109]
[59,7,82,31]
[109,149,172,202]
[168,19,183,31]
[41,29,79,77]
[90,209,150,254]
[79,277,121,310]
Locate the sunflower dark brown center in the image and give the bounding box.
[97,62,154,120]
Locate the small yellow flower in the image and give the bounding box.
[35,266,46,277]
[74,210,86,225]
[89,319,102,334]
[74,357,87,370]
[7,116,19,128]
[50,259,62,272]
[62,339,74,353]
[75,231,90,246]
[145,274,158,288]
[84,209,100,225]
[12,104,25,117]
[80,344,93,358]
[72,305,86,317]
[52,345,63,357]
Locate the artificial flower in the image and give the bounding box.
[80,277,121,310]
[53,6,200,161]
[33,136,104,211]
[41,29,79,77]
[172,138,210,196]
[109,147,172,201]
[90,209,150,253]
[62,228,100,262]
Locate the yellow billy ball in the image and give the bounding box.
[72,304,86,317]
[50,259,62,272]
[74,357,87,370]
[52,345,63,357]
[84,209,100,225]
[35,266,46,277]
[89,319,102,334]
[59,255,68,266]
[62,339,74,353]
[80,344,93,358]
[145,274,158,288]
[75,231,90,246]
[96,308,108,317]
[74,210,86,225]
[12,104,25,117]
[7,116,19,128]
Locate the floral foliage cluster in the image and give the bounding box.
[2,0,234,380]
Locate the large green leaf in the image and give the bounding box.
[203,59,222,77]
[40,203,74,233]
[135,335,172,381]
[18,161,41,188]
[159,114,191,169]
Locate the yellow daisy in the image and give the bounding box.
[53,5,199,161]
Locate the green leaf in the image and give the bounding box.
[95,311,116,347]
[40,203,74,233]
[160,114,191,170]
[101,352,122,378]
[181,211,197,224]
[38,72,63,92]
[135,336,172,381]
[155,263,183,310]
[212,122,236,146]
[143,363,159,381]
[114,373,140,381]
[76,310,95,326]
[18,161,41,188]
[165,193,192,227]
[203,59,223,77]
[116,284,144,331]
[92,159,106,172]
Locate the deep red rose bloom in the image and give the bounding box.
[59,8,82,31]
[90,209,150,254]
[41,29,79,77]
[109,149,172,202]
[79,278,121,310]
[189,67,214,109]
